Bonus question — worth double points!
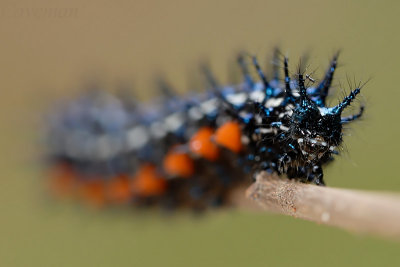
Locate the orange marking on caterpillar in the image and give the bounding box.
[80,179,107,207]
[163,150,195,178]
[132,164,167,197]
[48,162,77,198]
[189,127,219,161]
[107,175,132,203]
[215,121,243,153]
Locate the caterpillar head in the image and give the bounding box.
[290,74,363,162]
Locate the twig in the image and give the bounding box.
[246,171,400,240]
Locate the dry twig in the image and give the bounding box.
[246,172,400,239]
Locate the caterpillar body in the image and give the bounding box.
[46,51,364,210]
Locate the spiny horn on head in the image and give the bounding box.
[283,57,292,97]
[298,72,314,108]
[333,87,361,114]
[315,51,340,107]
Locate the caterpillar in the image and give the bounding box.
[45,50,365,210]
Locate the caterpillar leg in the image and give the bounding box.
[307,165,325,186]
[278,154,291,174]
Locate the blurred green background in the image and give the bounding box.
[1,0,400,266]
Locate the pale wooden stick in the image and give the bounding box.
[246,171,400,239]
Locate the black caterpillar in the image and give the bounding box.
[45,50,364,210]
